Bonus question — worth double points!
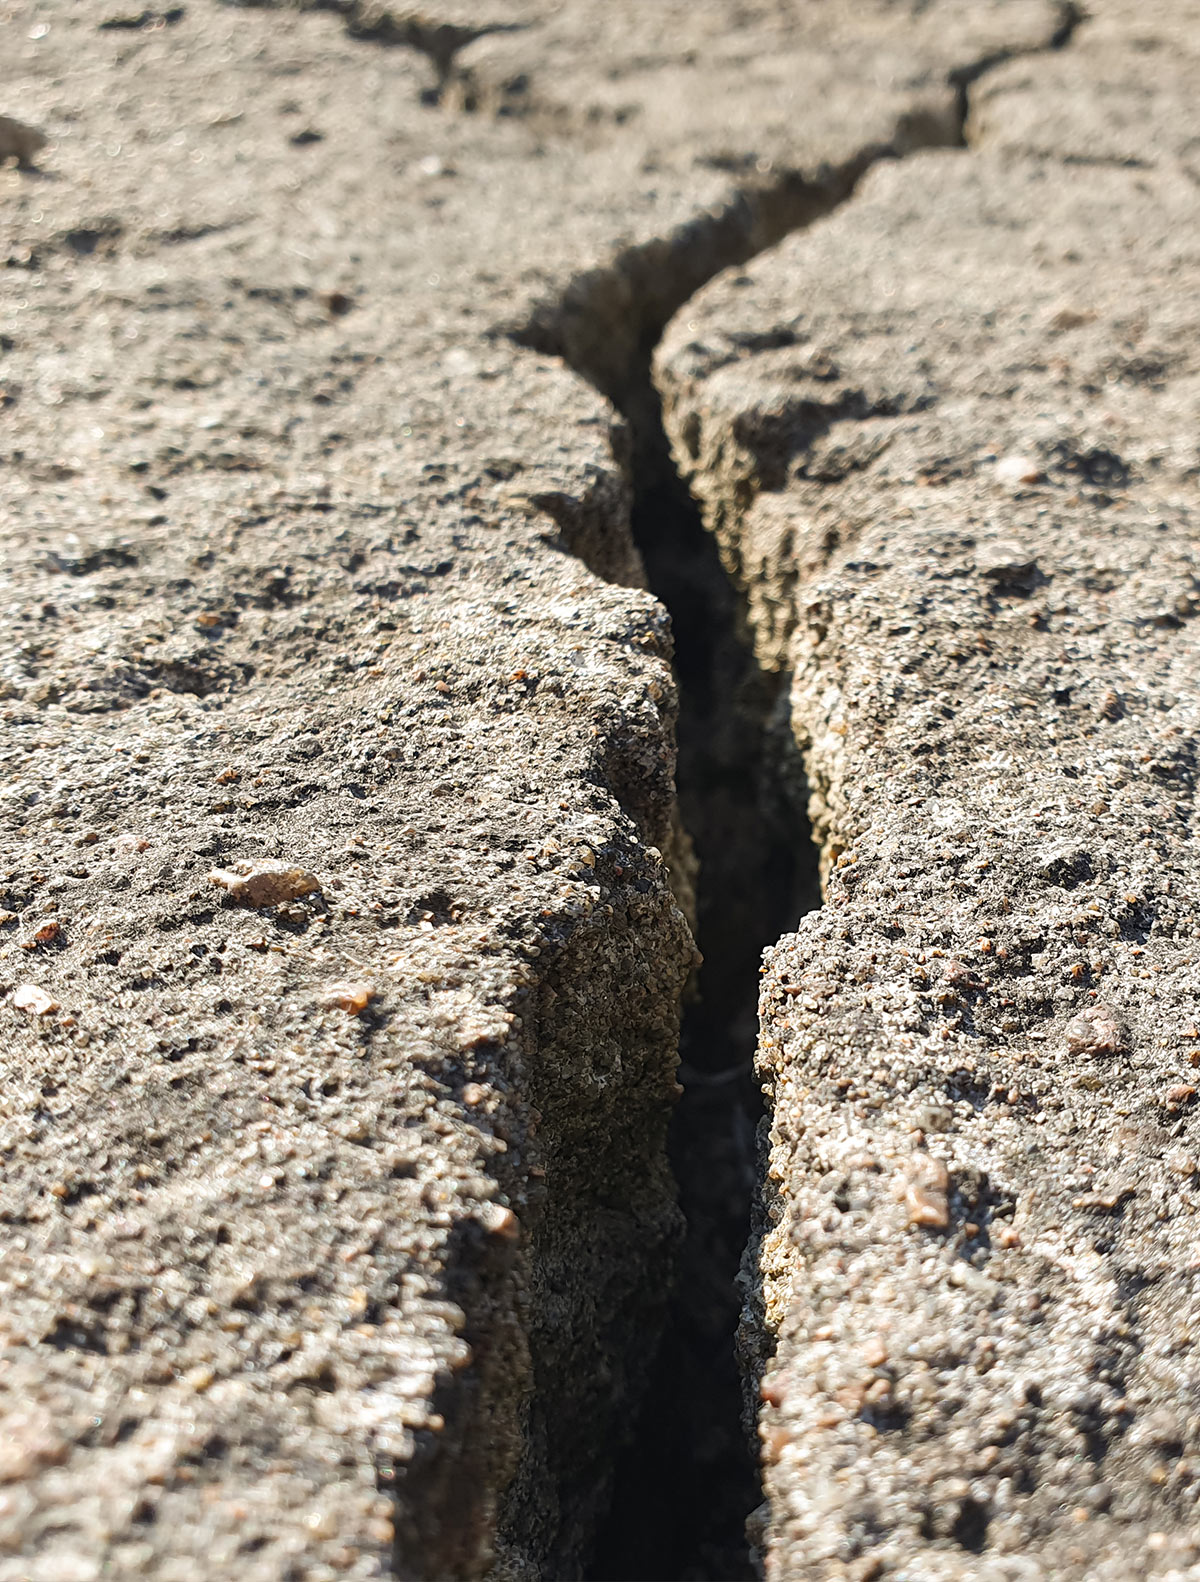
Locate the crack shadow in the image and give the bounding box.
[505,7,1086,1578]
[585,396,819,1582]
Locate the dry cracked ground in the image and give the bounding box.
[3,2,1200,1580]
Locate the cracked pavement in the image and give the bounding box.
[658,2,1200,1576]
[3,2,1198,1579]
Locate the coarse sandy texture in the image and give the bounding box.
[0,1,1128,1578]
[0,8,700,1581]
[0,266,692,1582]
[657,2,1200,1576]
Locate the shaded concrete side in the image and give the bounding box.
[0,345,694,1582]
[658,3,1200,1575]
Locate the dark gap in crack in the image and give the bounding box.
[513,162,923,1582]
[583,386,820,1582]
[948,1,1084,140]
[515,160,919,1582]
[506,11,1086,1579]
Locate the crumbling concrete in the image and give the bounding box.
[658,2,1200,1575]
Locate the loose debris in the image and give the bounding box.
[1064,1002,1125,1057]
[896,1152,951,1229]
[11,984,59,1016]
[208,862,321,909]
[322,982,374,1014]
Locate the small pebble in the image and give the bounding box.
[480,1203,520,1241]
[898,1152,950,1228]
[1162,1084,1197,1111]
[862,1337,888,1368]
[942,959,982,990]
[324,982,374,1015]
[208,862,320,908]
[995,454,1043,487]
[1064,1003,1124,1057]
[760,1374,787,1407]
[12,984,58,1016]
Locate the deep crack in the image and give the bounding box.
[585,402,817,1582]
[510,11,1087,1579]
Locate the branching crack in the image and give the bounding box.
[340,6,530,104]
[949,1,1084,138]
[514,0,1084,420]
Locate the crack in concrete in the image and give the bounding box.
[513,0,1085,490]
[221,1,532,105]
[510,9,1088,1578]
[339,5,531,105]
[949,1,1083,142]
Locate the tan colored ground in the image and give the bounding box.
[6,3,1200,1579]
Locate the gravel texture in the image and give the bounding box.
[657,2,1200,1576]
[0,1,1161,1578]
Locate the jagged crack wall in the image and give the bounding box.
[510,9,1085,1578]
[650,7,1200,1581]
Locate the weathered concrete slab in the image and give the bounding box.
[1,10,696,1580]
[658,3,1200,1576]
[0,1,1126,1577]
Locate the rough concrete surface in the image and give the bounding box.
[2,1,1193,1579]
[658,1,1200,1576]
[0,8,702,1580]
